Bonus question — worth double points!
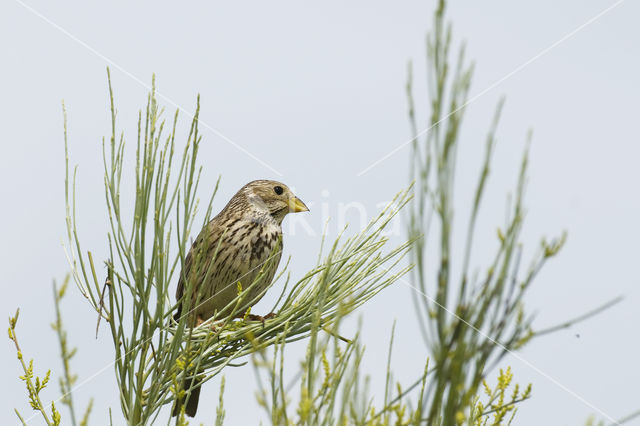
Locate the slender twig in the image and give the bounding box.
[52,280,78,426]
[480,396,529,416]
[8,310,55,426]
[613,408,640,425]
[534,296,623,337]
[95,277,111,339]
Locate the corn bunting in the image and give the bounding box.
[173,180,308,417]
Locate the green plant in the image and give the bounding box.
[9,276,92,426]
[51,276,93,426]
[62,69,413,424]
[405,1,621,424]
[406,2,561,423]
[9,309,61,426]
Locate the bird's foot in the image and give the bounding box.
[244,313,265,322]
[195,316,221,332]
[243,312,277,326]
[263,312,277,320]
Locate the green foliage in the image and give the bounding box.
[404,2,627,424]
[464,367,531,426]
[215,376,226,426]
[250,317,532,426]
[63,68,413,424]
[9,275,93,426]
[406,1,563,423]
[9,309,61,426]
[64,69,218,424]
[51,275,94,426]
[252,318,427,426]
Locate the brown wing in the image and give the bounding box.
[175,214,284,324]
[173,220,225,323]
[242,237,282,305]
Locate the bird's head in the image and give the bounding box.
[240,180,309,223]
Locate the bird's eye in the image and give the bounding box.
[274,186,284,195]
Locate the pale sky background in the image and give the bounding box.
[1,1,639,425]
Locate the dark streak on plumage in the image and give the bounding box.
[172,179,307,418]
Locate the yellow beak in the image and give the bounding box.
[288,196,309,213]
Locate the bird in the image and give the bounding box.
[172,179,309,417]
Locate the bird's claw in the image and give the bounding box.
[244,312,277,326]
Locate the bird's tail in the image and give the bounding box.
[172,375,201,418]
[173,304,182,323]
